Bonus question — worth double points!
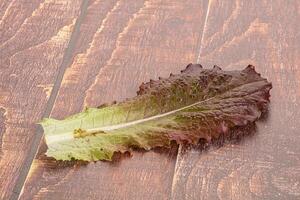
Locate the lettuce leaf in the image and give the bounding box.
[40,64,272,161]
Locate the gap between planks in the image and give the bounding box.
[170,0,212,199]
[10,1,91,200]
[10,0,212,199]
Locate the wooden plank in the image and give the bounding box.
[0,0,84,199]
[19,0,210,199]
[171,0,300,199]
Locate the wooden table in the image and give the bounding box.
[1,0,299,199]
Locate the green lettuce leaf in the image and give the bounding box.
[40,64,272,161]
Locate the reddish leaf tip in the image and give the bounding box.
[243,64,256,72]
[247,64,255,69]
[181,63,203,73]
[213,65,222,70]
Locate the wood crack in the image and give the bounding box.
[171,0,212,199]
[9,1,90,200]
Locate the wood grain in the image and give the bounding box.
[19,0,209,200]
[171,0,300,199]
[0,0,84,199]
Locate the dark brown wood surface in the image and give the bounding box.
[172,0,300,200]
[0,0,299,199]
[18,0,209,200]
[0,1,84,199]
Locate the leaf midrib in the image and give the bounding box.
[46,79,267,144]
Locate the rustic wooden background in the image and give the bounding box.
[0,0,299,199]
